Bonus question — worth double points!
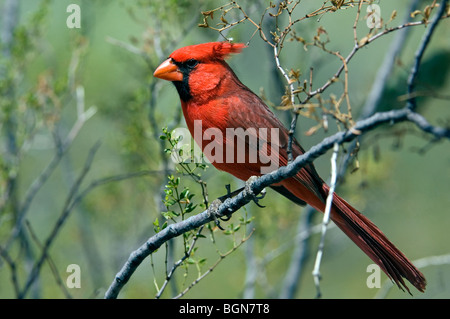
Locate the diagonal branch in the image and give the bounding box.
[104,106,449,299]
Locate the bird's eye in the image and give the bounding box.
[185,59,199,69]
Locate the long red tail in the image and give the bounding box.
[325,184,426,293]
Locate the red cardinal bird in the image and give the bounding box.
[154,42,426,293]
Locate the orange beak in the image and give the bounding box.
[153,58,183,82]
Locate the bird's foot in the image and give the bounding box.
[207,199,226,230]
[244,176,266,208]
[209,178,265,230]
[215,184,243,222]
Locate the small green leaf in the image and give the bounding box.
[180,188,190,199]
[162,211,178,219]
[164,199,177,206]
[185,203,197,213]
[153,218,160,232]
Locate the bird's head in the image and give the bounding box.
[154,42,246,102]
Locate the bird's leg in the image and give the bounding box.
[243,176,266,208]
[209,179,266,230]
[217,184,244,202]
[217,184,243,221]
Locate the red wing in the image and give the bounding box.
[222,86,326,203]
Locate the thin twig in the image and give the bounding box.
[106,36,148,60]
[312,143,339,298]
[25,220,73,299]
[273,44,297,163]
[172,228,255,299]
[304,17,449,106]
[339,0,421,179]
[0,244,20,297]
[353,1,364,46]
[155,225,205,299]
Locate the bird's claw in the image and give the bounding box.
[207,199,226,230]
[216,184,238,222]
[218,214,232,222]
[212,184,245,228]
[209,180,265,230]
[244,176,266,208]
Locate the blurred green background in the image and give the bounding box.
[0,0,449,299]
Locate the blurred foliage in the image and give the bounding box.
[0,0,449,299]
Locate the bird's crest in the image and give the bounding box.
[169,42,246,63]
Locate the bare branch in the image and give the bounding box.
[273,44,297,163]
[172,228,254,299]
[155,225,205,299]
[0,244,20,297]
[25,220,73,299]
[407,0,448,110]
[312,143,339,298]
[106,36,147,57]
